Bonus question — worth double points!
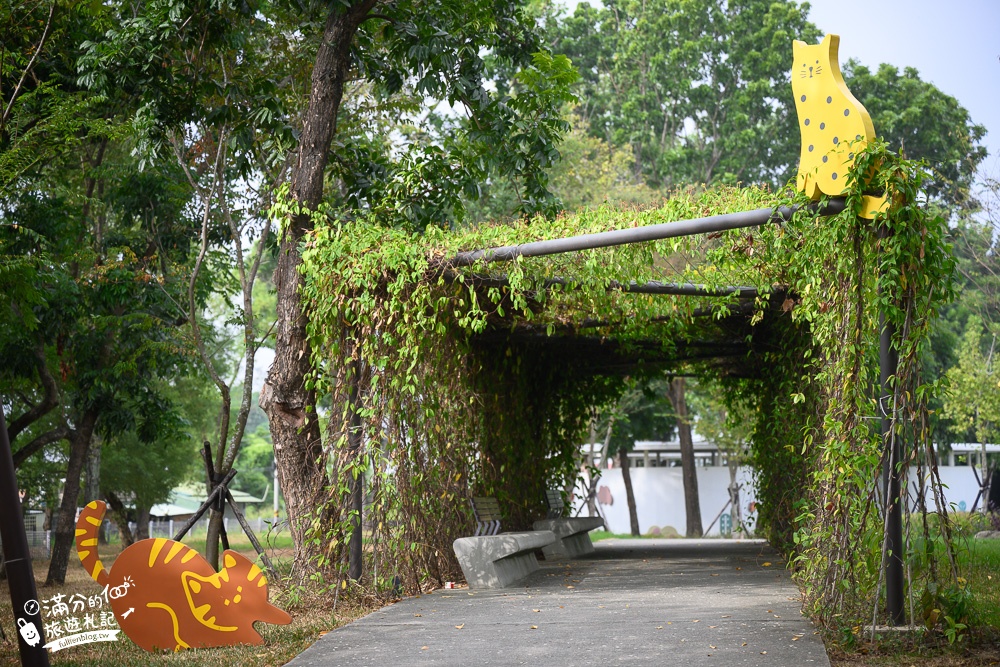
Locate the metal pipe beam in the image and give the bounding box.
[457,271,760,298]
[451,199,846,266]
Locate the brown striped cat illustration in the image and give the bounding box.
[75,500,291,652]
[792,34,887,218]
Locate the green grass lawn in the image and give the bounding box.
[829,535,1000,666]
[954,536,1000,628]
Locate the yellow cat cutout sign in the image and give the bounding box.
[792,34,887,219]
[75,500,291,652]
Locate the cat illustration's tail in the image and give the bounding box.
[75,500,110,588]
[860,193,889,220]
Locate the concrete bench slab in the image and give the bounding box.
[453,530,556,589]
[532,517,605,559]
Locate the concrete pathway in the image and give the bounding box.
[285,538,830,666]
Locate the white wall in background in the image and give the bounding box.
[575,465,984,536]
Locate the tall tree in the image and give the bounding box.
[2,0,206,583]
[667,377,702,537]
[254,0,578,573]
[841,62,987,210]
[552,0,820,189]
[688,379,752,535]
[76,0,303,569]
[605,377,677,536]
[942,316,1000,445]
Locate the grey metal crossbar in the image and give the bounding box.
[472,497,502,536]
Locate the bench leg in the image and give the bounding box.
[542,532,596,560]
[453,543,543,589]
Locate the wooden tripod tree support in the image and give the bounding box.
[171,442,277,579]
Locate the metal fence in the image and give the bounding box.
[2,517,289,561]
[144,517,288,540]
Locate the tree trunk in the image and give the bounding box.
[134,506,150,541]
[728,457,742,538]
[584,418,600,517]
[260,0,378,576]
[46,408,98,585]
[669,378,703,537]
[83,437,107,543]
[83,435,101,509]
[619,450,640,536]
[104,491,136,546]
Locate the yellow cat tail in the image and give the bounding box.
[75,500,110,587]
[860,194,889,220]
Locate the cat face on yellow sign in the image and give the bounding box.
[76,500,291,652]
[792,34,886,218]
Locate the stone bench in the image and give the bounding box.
[532,516,605,559]
[535,489,604,558]
[453,530,557,589]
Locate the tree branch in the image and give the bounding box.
[7,343,61,442]
[1,1,55,131]
[12,422,70,468]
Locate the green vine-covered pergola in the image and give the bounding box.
[295,138,962,631]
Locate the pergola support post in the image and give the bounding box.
[348,357,364,581]
[879,257,905,626]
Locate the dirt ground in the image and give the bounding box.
[829,641,1000,666]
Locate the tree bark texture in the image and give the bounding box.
[46,408,98,585]
[104,491,136,546]
[260,0,378,576]
[668,378,703,537]
[619,450,640,536]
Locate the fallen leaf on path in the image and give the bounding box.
[710,645,716,649]
[454,624,464,630]
[530,625,538,630]
[762,562,772,567]
[532,609,540,613]
[421,646,428,650]
[656,626,663,630]
[565,585,575,589]
[414,614,422,617]
[692,619,700,623]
